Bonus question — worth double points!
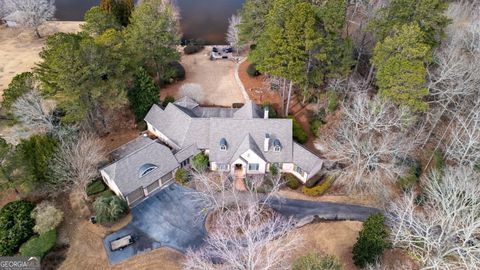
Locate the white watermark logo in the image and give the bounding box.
[0,257,40,270]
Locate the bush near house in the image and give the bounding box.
[168,61,186,81]
[284,173,301,190]
[93,195,128,224]
[175,168,189,185]
[19,229,57,258]
[162,96,175,107]
[86,179,107,196]
[292,253,342,270]
[310,119,323,137]
[352,214,390,268]
[0,200,35,256]
[302,176,334,196]
[247,63,260,77]
[290,116,308,144]
[192,153,209,172]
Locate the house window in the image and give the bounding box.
[248,163,259,171]
[218,164,229,171]
[273,139,282,152]
[139,163,158,178]
[295,165,304,174]
[220,145,227,151]
[274,145,281,152]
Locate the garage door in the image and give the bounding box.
[126,187,145,205]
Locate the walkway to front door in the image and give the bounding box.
[234,164,247,191]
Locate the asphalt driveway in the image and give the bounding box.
[103,183,207,265]
[267,197,382,221]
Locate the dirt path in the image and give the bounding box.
[0,22,82,95]
[161,47,245,107]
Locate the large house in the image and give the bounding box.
[100,97,323,206]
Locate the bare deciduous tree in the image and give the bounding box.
[226,14,242,55]
[49,132,105,197]
[387,167,480,269]
[321,93,422,196]
[184,173,302,269]
[12,90,54,132]
[4,0,56,38]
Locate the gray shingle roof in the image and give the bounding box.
[174,144,200,163]
[110,135,150,161]
[144,104,192,148]
[233,100,263,119]
[101,138,179,195]
[228,134,266,163]
[174,96,199,110]
[292,142,323,179]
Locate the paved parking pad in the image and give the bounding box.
[103,184,207,265]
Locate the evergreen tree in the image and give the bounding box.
[125,0,180,82]
[128,68,159,120]
[352,214,390,268]
[239,0,272,43]
[369,0,449,47]
[81,6,121,36]
[100,0,134,26]
[372,23,431,111]
[35,32,128,125]
[2,72,35,112]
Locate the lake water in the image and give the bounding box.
[54,0,244,44]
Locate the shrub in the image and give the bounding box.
[31,201,63,234]
[397,161,422,191]
[162,96,175,107]
[327,90,339,113]
[93,195,128,223]
[168,61,186,80]
[184,44,204,54]
[2,72,35,111]
[262,102,277,118]
[352,214,390,268]
[192,153,209,172]
[284,173,301,190]
[302,176,333,196]
[86,179,106,196]
[0,200,35,256]
[290,117,308,144]
[292,253,342,270]
[19,229,57,258]
[269,164,279,176]
[128,67,159,120]
[305,174,325,188]
[310,119,323,137]
[246,63,260,77]
[175,168,189,185]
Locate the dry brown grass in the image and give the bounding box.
[278,188,379,207]
[0,21,82,95]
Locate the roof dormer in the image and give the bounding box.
[220,138,228,151]
[273,139,282,152]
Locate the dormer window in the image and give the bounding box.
[273,139,282,152]
[139,163,158,178]
[220,138,227,151]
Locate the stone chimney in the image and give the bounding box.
[264,107,269,119]
[264,133,270,152]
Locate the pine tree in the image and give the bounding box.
[372,23,432,111]
[128,68,159,121]
[100,0,134,26]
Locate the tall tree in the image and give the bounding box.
[4,0,55,38]
[81,6,121,36]
[100,0,134,26]
[369,0,449,47]
[124,0,180,82]
[128,68,160,120]
[238,0,272,44]
[226,14,242,55]
[372,23,431,111]
[1,72,35,112]
[35,32,128,128]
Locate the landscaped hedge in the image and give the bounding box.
[19,229,57,258]
[86,179,106,196]
[93,195,128,224]
[192,153,209,172]
[168,61,186,80]
[162,96,175,107]
[284,173,301,190]
[302,176,334,196]
[184,44,204,55]
[0,200,35,256]
[247,63,260,77]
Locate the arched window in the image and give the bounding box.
[273,139,282,152]
[220,138,227,151]
[139,163,158,178]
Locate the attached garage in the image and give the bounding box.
[126,187,146,206]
